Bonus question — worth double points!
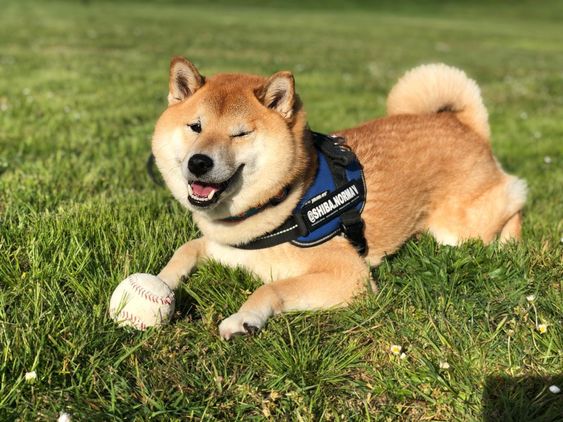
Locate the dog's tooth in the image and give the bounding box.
[187,184,193,196]
[206,189,216,200]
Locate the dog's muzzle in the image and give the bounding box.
[187,165,244,208]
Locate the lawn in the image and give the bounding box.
[0,0,561,419]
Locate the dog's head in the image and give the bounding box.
[152,57,311,239]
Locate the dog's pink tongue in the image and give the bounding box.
[191,182,219,197]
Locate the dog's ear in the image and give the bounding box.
[258,71,295,119]
[168,57,205,105]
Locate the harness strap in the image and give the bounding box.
[220,186,291,222]
[234,216,306,250]
[340,211,367,255]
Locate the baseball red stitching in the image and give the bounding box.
[129,277,173,305]
[111,309,148,330]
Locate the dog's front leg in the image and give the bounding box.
[157,237,208,289]
[218,265,370,340]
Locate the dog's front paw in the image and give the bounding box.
[218,311,265,340]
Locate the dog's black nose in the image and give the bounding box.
[188,154,214,177]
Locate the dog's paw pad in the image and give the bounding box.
[219,311,264,340]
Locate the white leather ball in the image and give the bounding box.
[109,273,175,330]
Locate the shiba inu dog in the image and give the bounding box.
[151,57,526,339]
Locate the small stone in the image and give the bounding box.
[548,385,560,394]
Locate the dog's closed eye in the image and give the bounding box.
[231,130,253,138]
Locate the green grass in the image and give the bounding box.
[1,0,562,419]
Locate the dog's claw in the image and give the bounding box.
[243,322,259,335]
[219,311,265,340]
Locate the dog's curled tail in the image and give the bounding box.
[386,63,490,140]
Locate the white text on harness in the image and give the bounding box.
[306,184,359,225]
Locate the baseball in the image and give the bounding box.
[109,273,175,330]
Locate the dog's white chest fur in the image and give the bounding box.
[206,240,303,282]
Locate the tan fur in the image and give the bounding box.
[151,58,526,339]
[387,63,490,140]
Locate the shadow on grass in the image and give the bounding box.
[483,375,563,422]
[171,288,201,323]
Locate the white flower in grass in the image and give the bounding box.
[24,371,37,383]
[526,294,535,302]
[58,412,72,422]
[537,324,547,334]
[390,345,402,355]
[399,352,407,360]
[439,361,450,369]
[543,156,552,164]
[549,385,561,394]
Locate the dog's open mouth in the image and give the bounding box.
[187,180,228,206]
[187,166,243,207]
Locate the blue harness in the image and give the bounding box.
[235,132,368,255]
